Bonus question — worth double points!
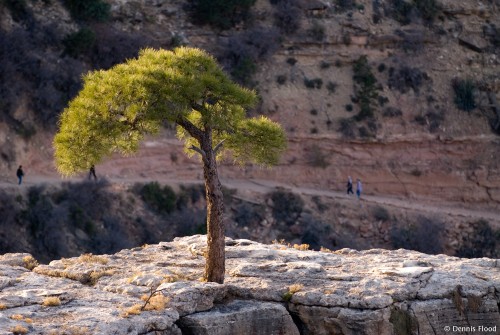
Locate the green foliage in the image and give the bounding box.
[452,78,476,112]
[54,47,286,175]
[230,55,257,86]
[63,28,96,58]
[138,182,177,214]
[352,56,379,121]
[189,0,256,30]
[63,0,110,21]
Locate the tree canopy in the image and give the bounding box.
[54,47,286,175]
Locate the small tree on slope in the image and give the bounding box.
[53,47,286,283]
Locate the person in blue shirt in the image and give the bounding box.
[356,178,362,199]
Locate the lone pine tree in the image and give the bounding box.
[54,47,286,283]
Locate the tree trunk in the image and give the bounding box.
[200,131,225,284]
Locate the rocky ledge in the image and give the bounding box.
[0,235,499,335]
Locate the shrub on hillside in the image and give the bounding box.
[234,202,264,227]
[188,0,256,30]
[63,28,96,58]
[273,0,301,34]
[269,189,304,225]
[390,216,443,254]
[63,0,110,22]
[452,78,476,112]
[456,220,499,258]
[222,27,280,85]
[137,182,177,214]
[388,66,428,94]
[4,0,31,22]
[304,145,329,168]
[352,56,379,121]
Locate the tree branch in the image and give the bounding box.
[176,116,203,140]
[214,139,225,154]
[189,145,208,164]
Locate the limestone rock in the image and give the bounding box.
[0,236,499,334]
[178,300,300,335]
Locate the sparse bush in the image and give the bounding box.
[22,255,39,270]
[304,78,323,89]
[304,145,329,168]
[273,0,301,34]
[188,0,256,30]
[63,28,96,58]
[389,0,414,25]
[9,325,28,335]
[231,56,257,86]
[352,56,379,121]
[234,202,264,226]
[138,182,177,214]
[42,296,61,307]
[345,104,353,112]
[452,78,476,112]
[63,0,110,22]
[309,22,325,41]
[311,196,328,212]
[383,107,402,117]
[456,220,499,258]
[90,25,157,70]
[390,216,443,254]
[326,81,337,94]
[388,66,427,94]
[269,189,304,225]
[372,206,390,221]
[276,74,287,85]
[335,0,356,13]
[320,61,330,69]
[287,57,297,66]
[339,118,355,138]
[4,0,30,22]
[414,0,439,23]
[310,109,318,115]
[222,27,280,85]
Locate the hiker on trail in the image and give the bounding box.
[356,178,362,199]
[88,165,97,181]
[347,176,354,195]
[16,165,24,185]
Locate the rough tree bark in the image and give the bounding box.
[200,128,225,284]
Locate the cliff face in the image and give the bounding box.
[0,235,498,334]
[0,0,499,208]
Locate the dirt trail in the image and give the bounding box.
[2,174,499,224]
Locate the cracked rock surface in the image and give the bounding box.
[0,235,499,334]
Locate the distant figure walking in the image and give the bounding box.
[88,165,97,181]
[347,176,354,195]
[16,165,24,185]
[356,178,362,199]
